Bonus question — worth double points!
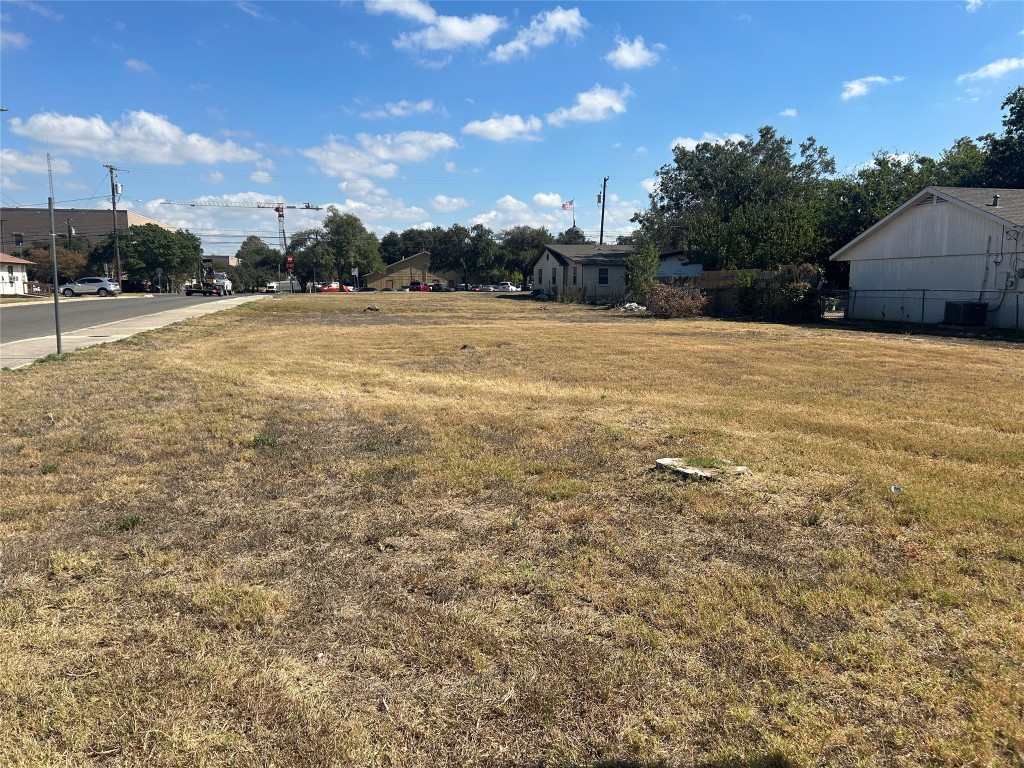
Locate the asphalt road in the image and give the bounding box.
[0,293,268,369]
[0,293,242,343]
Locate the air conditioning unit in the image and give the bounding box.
[943,301,988,326]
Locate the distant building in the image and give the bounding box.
[529,244,702,301]
[364,251,461,290]
[0,252,35,296]
[829,186,1023,330]
[207,254,241,268]
[0,207,175,254]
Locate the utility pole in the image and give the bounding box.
[598,176,609,245]
[47,153,62,354]
[104,164,123,283]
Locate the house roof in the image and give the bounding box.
[933,187,1024,226]
[384,250,431,271]
[830,186,1024,262]
[0,252,35,265]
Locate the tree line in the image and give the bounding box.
[21,87,1019,291]
[630,86,1023,281]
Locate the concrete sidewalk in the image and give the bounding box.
[0,294,268,370]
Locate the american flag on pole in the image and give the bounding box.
[561,200,574,210]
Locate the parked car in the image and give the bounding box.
[266,282,278,293]
[319,282,341,292]
[58,277,121,297]
[497,282,520,291]
[455,283,471,291]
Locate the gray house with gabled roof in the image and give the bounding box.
[529,244,701,301]
[829,186,1023,329]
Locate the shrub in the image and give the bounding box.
[556,286,586,304]
[644,283,709,318]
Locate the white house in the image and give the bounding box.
[829,187,1023,330]
[530,244,702,301]
[0,253,35,296]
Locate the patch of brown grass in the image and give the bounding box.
[1,293,1021,766]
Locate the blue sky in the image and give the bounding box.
[1,1,1022,255]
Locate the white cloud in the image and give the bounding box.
[604,36,661,70]
[125,59,152,72]
[361,99,436,118]
[779,108,798,117]
[546,84,632,126]
[202,171,225,184]
[532,192,563,207]
[250,170,272,184]
[955,57,1024,83]
[8,110,262,164]
[338,179,388,199]
[302,130,457,179]
[349,40,371,56]
[463,113,542,141]
[495,195,529,212]
[840,75,904,100]
[431,194,468,212]
[641,178,658,195]
[396,13,506,52]
[445,161,457,172]
[333,196,429,225]
[489,6,588,63]
[0,148,71,175]
[965,0,983,11]
[0,30,30,50]
[18,2,64,20]
[635,145,648,154]
[670,132,745,151]
[365,0,437,25]
[236,2,269,19]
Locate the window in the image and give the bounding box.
[572,266,577,286]
[551,267,557,285]
[598,267,609,285]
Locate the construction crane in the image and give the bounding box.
[161,200,323,258]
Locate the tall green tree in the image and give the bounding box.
[288,229,332,286]
[321,207,383,286]
[980,85,1024,188]
[624,243,660,301]
[498,225,553,282]
[89,224,201,285]
[633,126,836,270]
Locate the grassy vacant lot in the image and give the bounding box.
[1,294,1022,767]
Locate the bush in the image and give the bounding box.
[556,286,586,304]
[644,284,709,318]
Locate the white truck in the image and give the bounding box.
[213,272,233,295]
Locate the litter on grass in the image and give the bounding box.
[656,458,750,482]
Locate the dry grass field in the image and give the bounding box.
[1,293,1022,767]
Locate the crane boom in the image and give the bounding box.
[161,200,323,258]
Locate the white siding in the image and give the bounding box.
[581,265,625,301]
[841,197,1023,329]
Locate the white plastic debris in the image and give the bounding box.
[621,302,646,312]
[891,485,903,493]
[656,458,749,481]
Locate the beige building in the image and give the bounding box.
[364,251,461,290]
